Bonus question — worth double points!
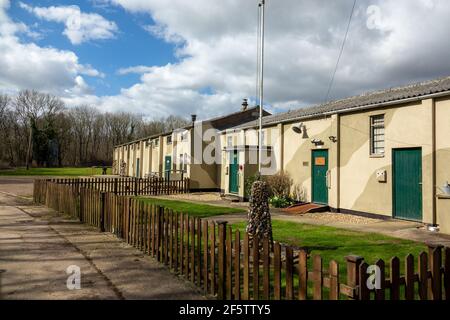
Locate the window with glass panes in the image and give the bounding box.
[183,153,188,172]
[227,136,233,147]
[370,115,385,155]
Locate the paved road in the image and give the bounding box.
[0,180,204,300]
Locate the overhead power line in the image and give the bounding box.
[324,0,357,103]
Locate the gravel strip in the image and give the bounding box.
[301,212,381,225]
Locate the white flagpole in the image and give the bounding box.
[258,0,265,177]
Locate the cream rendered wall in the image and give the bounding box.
[173,129,191,178]
[435,97,450,232]
[339,100,433,222]
[243,126,282,175]
[437,198,450,234]
[138,141,145,178]
[220,133,228,193]
[128,144,133,176]
[113,148,119,174]
[220,130,243,195]
[151,137,162,174]
[283,117,334,204]
[220,126,282,198]
[131,143,139,177]
[188,123,220,190]
[162,135,174,161]
[145,140,152,176]
[435,98,450,190]
[122,146,130,175]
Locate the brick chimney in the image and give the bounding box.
[241,99,248,112]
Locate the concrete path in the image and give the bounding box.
[0,189,204,300]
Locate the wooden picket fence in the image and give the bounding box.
[35,181,450,301]
[33,176,189,203]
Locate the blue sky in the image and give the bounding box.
[10,0,178,96]
[2,0,450,120]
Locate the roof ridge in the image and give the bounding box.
[230,74,450,130]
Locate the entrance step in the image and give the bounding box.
[282,203,329,215]
[221,194,241,203]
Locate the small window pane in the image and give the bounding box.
[370,115,385,155]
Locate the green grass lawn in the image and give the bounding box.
[232,220,428,276]
[138,197,246,218]
[0,167,111,177]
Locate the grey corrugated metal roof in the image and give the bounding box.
[232,75,450,130]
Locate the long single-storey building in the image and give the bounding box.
[113,103,270,192]
[113,75,450,234]
[219,76,450,233]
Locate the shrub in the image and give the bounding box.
[266,171,293,198]
[269,195,294,208]
[244,174,263,199]
[292,183,307,203]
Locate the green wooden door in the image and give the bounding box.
[164,156,172,180]
[312,150,329,205]
[393,148,422,221]
[229,151,239,194]
[136,158,140,178]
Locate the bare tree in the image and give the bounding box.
[0,94,9,120]
[1,90,191,168]
[13,90,65,168]
[69,105,99,165]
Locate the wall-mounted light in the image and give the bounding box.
[329,136,338,143]
[293,123,309,139]
[292,123,304,134]
[311,139,324,146]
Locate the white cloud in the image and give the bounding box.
[0,0,102,96]
[0,0,30,36]
[88,0,450,119]
[4,0,450,121]
[19,2,118,45]
[117,65,155,75]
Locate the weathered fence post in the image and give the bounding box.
[346,255,364,300]
[329,260,340,300]
[358,262,370,300]
[217,221,227,300]
[157,206,164,262]
[134,178,138,196]
[114,178,118,195]
[100,192,106,232]
[428,244,443,300]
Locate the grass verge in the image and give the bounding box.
[0,167,111,177]
[232,220,427,275]
[137,197,246,218]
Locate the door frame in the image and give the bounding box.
[392,147,423,222]
[311,149,329,205]
[228,151,239,194]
